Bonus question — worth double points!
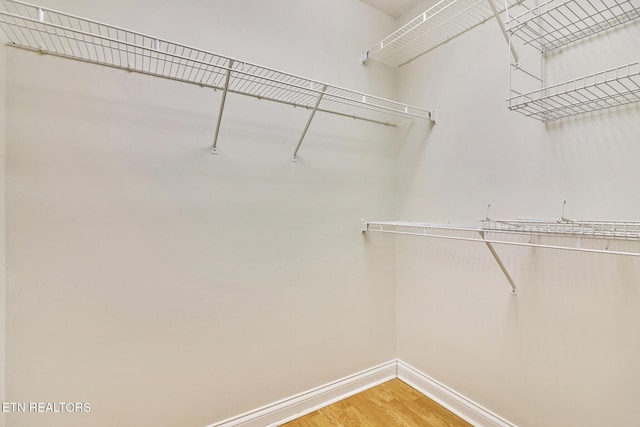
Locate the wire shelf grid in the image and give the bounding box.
[0,0,433,126]
[507,0,640,53]
[481,219,640,240]
[364,0,520,67]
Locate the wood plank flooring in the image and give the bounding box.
[281,379,472,427]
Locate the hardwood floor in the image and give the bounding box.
[281,379,472,427]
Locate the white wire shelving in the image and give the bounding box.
[506,0,640,122]
[362,205,640,294]
[362,0,521,67]
[363,219,640,245]
[508,61,640,121]
[0,0,436,159]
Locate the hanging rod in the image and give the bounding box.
[0,0,436,158]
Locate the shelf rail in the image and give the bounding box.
[0,0,435,158]
[505,0,640,121]
[362,213,640,293]
[362,0,521,67]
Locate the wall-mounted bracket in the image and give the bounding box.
[292,84,327,162]
[211,59,234,155]
[360,50,369,65]
[487,0,518,63]
[479,231,517,295]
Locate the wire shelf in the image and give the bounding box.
[363,0,520,67]
[507,0,640,54]
[505,0,640,121]
[362,218,640,255]
[0,0,434,127]
[507,61,640,121]
[362,217,640,293]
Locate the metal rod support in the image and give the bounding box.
[211,59,233,154]
[480,231,517,294]
[292,85,327,161]
[488,0,519,63]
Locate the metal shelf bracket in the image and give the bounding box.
[479,230,517,294]
[211,59,233,155]
[292,84,327,162]
[488,0,518,63]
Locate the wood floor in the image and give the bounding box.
[281,379,472,427]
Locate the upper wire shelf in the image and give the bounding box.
[362,0,521,67]
[0,0,435,132]
[507,0,640,54]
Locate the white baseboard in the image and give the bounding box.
[208,359,517,427]
[397,360,517,427]
[207,360,397,427]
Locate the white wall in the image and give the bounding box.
[4,1,399,426]
[7,1,639,426]
[395,3,640,426]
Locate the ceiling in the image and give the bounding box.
[358,0,426,18]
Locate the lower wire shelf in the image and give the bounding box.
[507,61,640,122]
[362,217,640,294]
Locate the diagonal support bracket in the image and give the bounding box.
[490,0,519,64]
[211,59,234,154]
[292,84,327,162]
[479,231,517,295]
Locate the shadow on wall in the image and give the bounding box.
[393,118,435,202]
[542,104,640,218]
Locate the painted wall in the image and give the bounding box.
[395,1,640,426]
[4,1,399,426]
[6,1,638,426]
